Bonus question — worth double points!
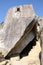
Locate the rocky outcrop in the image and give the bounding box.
[0,4,43,65]
[38,17,43,65]
[0,5,36,57]
[0,40,41,65]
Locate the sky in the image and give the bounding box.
[0,0,43,22]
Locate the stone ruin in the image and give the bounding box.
[0,4,43,65]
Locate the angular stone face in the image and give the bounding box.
[9,31,35,56]
[0,5,36,57]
